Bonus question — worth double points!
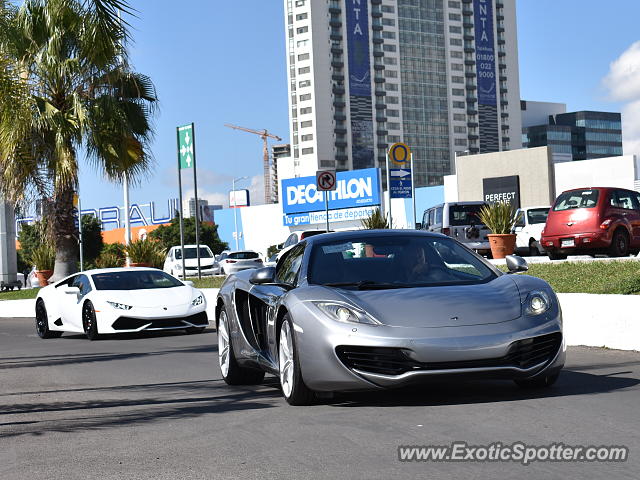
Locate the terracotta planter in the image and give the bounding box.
[36,270,54,286]
[487,234,517,259]
[128,262,150,268]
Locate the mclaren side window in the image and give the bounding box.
[276,243,305,287]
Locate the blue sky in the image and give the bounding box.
[75,0,640,213]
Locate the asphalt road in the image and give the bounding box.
[0,317,638,480]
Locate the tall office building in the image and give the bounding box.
[188,198,209,219]
[283,0,522,187]
[523,110,623,162]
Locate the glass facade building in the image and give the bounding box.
[523,111,623,161]
[284,0,522,187]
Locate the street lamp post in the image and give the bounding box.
[232,176,249,251]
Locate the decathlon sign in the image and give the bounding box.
[282,168,381,216]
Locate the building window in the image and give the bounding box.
[296,26,308,34]
[301,134,313,141]
[451,76,464,84]
[448,1,460,7]
[450,63,463,71]
[295,0,305,6]
[453,113,465,121]
[381,5,395,13]
[302,147,314,154]
[449,13,461,21]
[451,51,463,58]
[453,100,465,108]
[384,57,398,65]
[386,96,399,104]
[382,31,396,39]
[383,44,396,52]
[454,126,467,134]
[388,135,401,143]
[387,109,399,117]
[299,80,311,87]
[452,88,464,96]
[449,26,462,34]
[296,39,308,47]
[388,122,401,130]
[298,66,310,74]
[298,53,309,61]
[301,120,312,127]
[300,107,312,114]
[384,70,398,78]
[450,38,462,46]
[454,138,467,146]
[296,13,308,20]
[382,18,395,26]
[386,83,398,91]
[299,93,311,101]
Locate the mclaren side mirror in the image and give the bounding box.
[505,255,528,274]
[63,286,81,295]
[249,267,277,285]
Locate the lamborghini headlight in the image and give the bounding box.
[524,290,551,316]
[192,294,204,306]
[313,302,380,325]
[107,301,133,311]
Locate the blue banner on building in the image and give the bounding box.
[282,168,381,217]
[346,0,374,169]
[474,0,499,152]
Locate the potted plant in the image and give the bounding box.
[30,244,55,286]
[126,238,166,268]
[478,201,517,259]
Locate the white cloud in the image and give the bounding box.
[603,41,640,102]
[603,42,640,157]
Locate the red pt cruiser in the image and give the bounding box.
[541,187,640,260]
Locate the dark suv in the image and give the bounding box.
[541,187,640,259]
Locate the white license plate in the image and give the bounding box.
[561,239,575,248]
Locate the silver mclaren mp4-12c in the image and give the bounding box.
[214,230,564,405]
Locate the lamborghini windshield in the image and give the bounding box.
[308,235,497,288]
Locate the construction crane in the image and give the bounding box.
[224,124,282,204]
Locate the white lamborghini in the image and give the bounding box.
[35,268,208,340]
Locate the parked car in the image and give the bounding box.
[512,206,551,256]
[215,230,564,405]
[421,201,491,255]
[264,253,278,268]
[163,245,217,278]
[35,268,208,340]
[217,250,263,275]
[212,250,231,275]
[541,187,640,260]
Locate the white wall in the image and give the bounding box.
[554,154,637,194]
[443,175,458,202]
[239,203,290,258]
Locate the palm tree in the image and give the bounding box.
[0,0,157,280]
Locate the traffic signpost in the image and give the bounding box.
[316,170,336,231]
[177,123,201,279]
[387,142,412,228]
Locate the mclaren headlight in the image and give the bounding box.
[313,302,380,325]
[192,294,204,306]
[107,301,133,311]
[524,290,551,316]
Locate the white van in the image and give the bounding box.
[512,206,551,256]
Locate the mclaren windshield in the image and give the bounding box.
[308,235,497,289]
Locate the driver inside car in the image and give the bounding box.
[398,243,449,283]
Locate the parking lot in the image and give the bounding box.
[0,317,638,479]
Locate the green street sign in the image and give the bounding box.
[178,124,195,169]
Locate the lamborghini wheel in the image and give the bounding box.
[217,308,264,385]
[82,301,100,341]
[35,300,62,339]
[279,314,315,406]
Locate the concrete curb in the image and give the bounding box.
[1,289,638,351]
